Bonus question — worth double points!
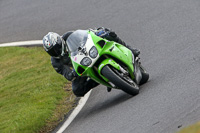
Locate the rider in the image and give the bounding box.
[42,27,140,97]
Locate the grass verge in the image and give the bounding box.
[0,47,76,133]
[178,122,200,133]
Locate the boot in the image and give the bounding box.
[131,48,140,57]
[107,87,112,92]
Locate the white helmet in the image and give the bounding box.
[43,32,64,57]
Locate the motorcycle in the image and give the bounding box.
[66,29,149,96]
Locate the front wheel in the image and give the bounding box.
[101,65,139,96]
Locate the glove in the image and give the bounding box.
[96,27,110,38]
[68,69,78,81]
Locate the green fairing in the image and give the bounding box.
[71,61,112,87]
[89,31,134,78]
[69,30,135,88]
[97,58,120,82]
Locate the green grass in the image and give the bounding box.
[0,47,76,133]
[178,122,200,133]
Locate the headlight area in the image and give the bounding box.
[89,46,98,58]
[80,57,92,66]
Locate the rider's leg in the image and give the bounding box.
[72,76,99,97]
[107,31,140,57]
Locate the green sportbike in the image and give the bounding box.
[66,30,149,96]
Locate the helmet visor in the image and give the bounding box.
[47,37,62,57]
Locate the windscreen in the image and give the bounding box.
[66,30,88,56]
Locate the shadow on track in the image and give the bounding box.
[88,92,133,116]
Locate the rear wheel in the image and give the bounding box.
[139,64,149,85]
[101,65,139,96]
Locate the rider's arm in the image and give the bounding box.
[51,57,76,81]
[62,31,73,41]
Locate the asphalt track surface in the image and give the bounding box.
[1,0,200,133]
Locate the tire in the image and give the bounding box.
[101,65,139,96]
[139,64,149,85]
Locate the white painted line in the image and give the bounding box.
[0,40,43,47]
[0,40,92,133]
[56,90,92,133]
